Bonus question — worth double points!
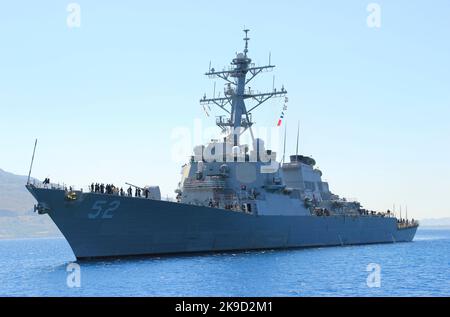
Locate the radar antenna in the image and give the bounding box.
[243,29,250,56]
[200,29,287,146]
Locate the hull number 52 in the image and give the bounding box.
[88,200,120,219]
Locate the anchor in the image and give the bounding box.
[34,202,51,215]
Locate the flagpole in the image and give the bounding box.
[27,139,38,185]
[282,122,287,163]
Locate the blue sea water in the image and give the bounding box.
[0,228,449,297]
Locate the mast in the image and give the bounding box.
[200,29,287,146]
[282,123,287,163]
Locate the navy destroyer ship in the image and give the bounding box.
[26,30,418,259]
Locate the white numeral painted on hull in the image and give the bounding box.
[88,200,120,219]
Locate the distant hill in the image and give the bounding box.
[419,217,450,228]
[0,209,17,217]
[0,168,36,213]
[0,168,61,239]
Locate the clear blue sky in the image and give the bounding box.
[1,1,449,219]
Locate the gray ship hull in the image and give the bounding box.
[27,186,417,259]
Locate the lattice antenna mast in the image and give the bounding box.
[200,29,287,146]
